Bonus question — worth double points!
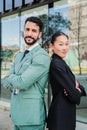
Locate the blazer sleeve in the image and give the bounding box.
[4,53,21,78]
[78,84,86,96]
[1,53,21,89]
[2,53,50,90]
[51,60,82,105]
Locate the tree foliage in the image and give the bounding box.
[39,12,70,49]
[1,49,14,61]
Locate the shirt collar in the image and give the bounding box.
[27,42,39,51]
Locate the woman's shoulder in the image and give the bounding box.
[51,54,64,64]
[51,54,67,71]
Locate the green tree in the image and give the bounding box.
[39,12,70,49]
[1,49,14,69]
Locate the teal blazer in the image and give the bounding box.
[2,45,50,125]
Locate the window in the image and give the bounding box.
[50,0,87,75]
[14,0,22,8]
[1,14,20,100]
[67,1,87,75]
[25,0,33,5]
[52,0,87,124]
[5,0,12,11]
[0,0,3,13]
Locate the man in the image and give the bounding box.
[2,16,50,130]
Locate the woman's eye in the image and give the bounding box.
[59,43,63,46]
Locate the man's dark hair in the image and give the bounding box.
[24,16,43,32]
[51,31,69,44]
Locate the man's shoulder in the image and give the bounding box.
[13,51,22,60]
[32,45,48,56]
[37,47,50,59]
[33,46,50,63]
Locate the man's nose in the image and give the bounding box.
[27,30,32,36]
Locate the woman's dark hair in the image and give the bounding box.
[24,16,43,32]
[51,31,69,44]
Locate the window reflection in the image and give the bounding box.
[50,0,87,124]
[49,4,69,36]
[25,0,33,5]
[0,0,3,13]
[5,0,12,11]
[14,0,22,8]
[67,1,87,74]
[1,14,20,78]
[52,0,87,75]
[1,14,20,99]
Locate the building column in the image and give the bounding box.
[0,18,1,98]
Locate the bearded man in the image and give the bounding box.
[2,16,50,130]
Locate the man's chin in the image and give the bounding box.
[25,42,35,46]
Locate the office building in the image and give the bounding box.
[0,0,87,123]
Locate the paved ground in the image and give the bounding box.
[0,101,87,130]
[0,108,13,130]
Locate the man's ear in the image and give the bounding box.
[39,32,42,38]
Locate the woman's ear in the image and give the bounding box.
[49,43,54,57]
[50,43,53,50]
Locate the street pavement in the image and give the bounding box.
[0,108,13,130]
[0,101,87,130]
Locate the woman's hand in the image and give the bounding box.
[64,89,68,96]
[76,80,81,93]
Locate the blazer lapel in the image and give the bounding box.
[15,45,41,74]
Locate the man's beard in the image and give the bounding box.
[24,36,39,45]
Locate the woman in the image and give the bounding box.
[47,31,86,130]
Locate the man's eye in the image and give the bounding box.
[25,28,29,31]
[32,29,37,32]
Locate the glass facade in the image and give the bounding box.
[0,0,3,13]
[25,0,34,5]
[14,0,22,8]
[5,0,12,11]
[1,14,20,100]
[67,1,87,75]
[0,0,87,123]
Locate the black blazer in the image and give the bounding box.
[47,54,86,130]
